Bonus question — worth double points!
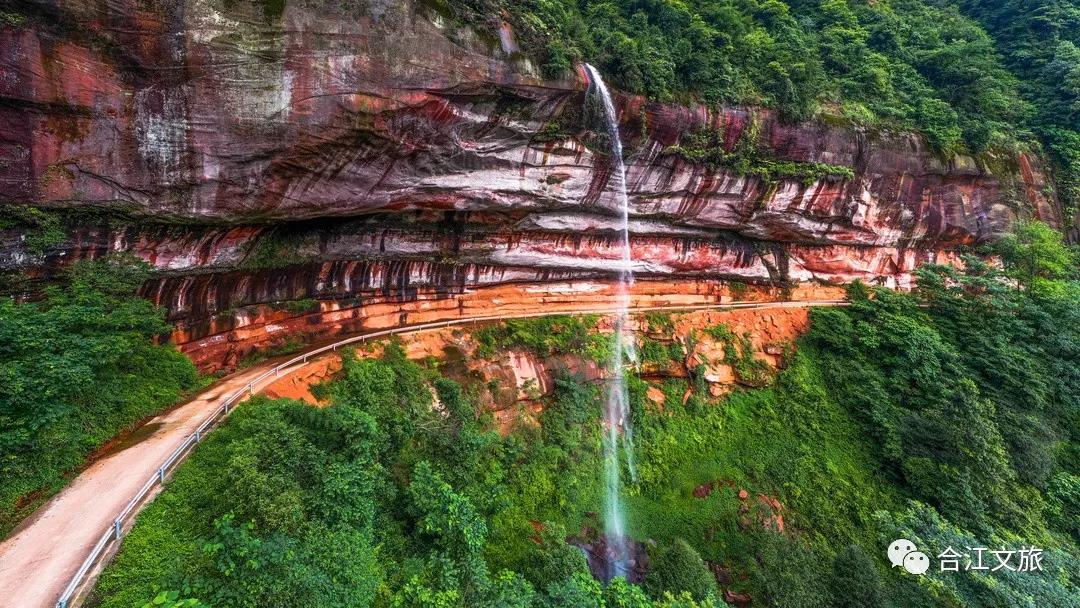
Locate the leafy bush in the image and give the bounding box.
[643,539,716,601]
[241,229,316,270]
[830,545,884,608]
[642,312,675,334]
[749,533,829,608]
[1047,473,1080,541]
[474,315,608,360]
[700,323,771,386]
[638,336,684,367]
[277,298,320,313]
[0,206,65,254]
[140,591,207,608]
[664,121,855,185]
[996,219,1077,296]
[518,523,591,591]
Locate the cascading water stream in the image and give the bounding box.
[585,63,637,581]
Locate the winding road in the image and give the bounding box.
[0,300,845,608]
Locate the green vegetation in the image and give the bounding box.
[642,312,675,334]
[534,120,574,142]
[444,0,1028,155]
[273,298,320,314]
[240,229,316,270]
[638,336,684,367]
[91,223,1079,607]
[642,539,716,601]
[0,205,65,255]
[699,323,771,386]
[726,281,749,301]
[0,10,28,26]
[236,337,307,370]
[664,119,855,185]
[0,256,200,535]
[473,315,608,359]
[830,545,885,608]
[997,219,1077,296]
[954,0,1080,218]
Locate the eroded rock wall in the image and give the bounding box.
[175,278,843,372]
[0,0,1064,367]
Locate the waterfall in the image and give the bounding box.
[585,63,637,581]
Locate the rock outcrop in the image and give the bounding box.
[257,303,813,433]
[0,0,1064,366]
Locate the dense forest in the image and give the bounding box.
[87,223,1080,607]
[441,0,1080,219]
[954,0,1080,233]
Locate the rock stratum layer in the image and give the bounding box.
[0,0,1065,367]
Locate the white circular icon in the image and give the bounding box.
[888,538,917,568]
[903,551,930,575]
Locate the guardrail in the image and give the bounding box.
[54,299,846,608]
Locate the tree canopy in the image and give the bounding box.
[0,255,199,534]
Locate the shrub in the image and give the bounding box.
[664,123,854,185]
[750,533,828,608]
[638,336,684,367]
[520,523,590,590]
[830,545,884,608]
[473,316,607,360]
[1047,473,1080,541]
[643,539,716,601]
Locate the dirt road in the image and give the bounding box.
[0,363,285,608]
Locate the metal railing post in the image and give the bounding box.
[113,518,121,540]
[158,467,165,484]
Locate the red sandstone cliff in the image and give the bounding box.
[0,0,1066,364]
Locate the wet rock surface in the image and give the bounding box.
[572,531,651,585]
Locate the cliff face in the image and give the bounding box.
[0,0,1064,366]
